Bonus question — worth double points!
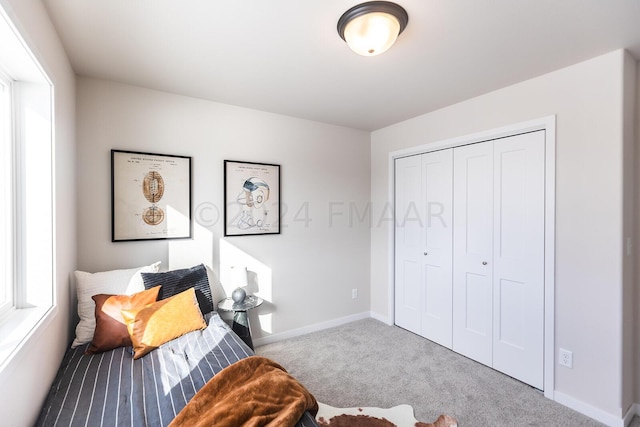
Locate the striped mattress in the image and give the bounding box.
[36,311,318,427]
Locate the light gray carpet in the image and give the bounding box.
[257,318,639,427]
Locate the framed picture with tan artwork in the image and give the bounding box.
[111,149,192,241]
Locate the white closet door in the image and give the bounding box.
[394,155,423,334]
[452,142,494,366]
[492,131,545,389]
[421,150,453,348]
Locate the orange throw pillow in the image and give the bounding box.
[122,287,207,359]
[87,286,161,355]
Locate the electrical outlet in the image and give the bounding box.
[559,349,573,368]
[352,288,358,299]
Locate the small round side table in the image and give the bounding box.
[217,295,263,350]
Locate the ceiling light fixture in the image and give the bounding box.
[337,1,408,57]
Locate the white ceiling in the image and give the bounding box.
[42,0,640,131]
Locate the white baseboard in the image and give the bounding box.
[252,311,372,347]
[622,403,639,426]
[370,311,393,325]
[554,391,628,427]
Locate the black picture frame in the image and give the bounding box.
[224,160,281,236]
[111,149,192,242]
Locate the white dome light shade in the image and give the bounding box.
[337,2,408,57]
[343,12,400,56]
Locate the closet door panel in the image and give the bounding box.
[452,143,493,366]
[492,131,545,389]
[394,155,423,334]
[421,149,453,348]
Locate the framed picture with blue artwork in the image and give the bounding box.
[224,160,280,236]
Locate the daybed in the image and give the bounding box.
[36,263,319,427]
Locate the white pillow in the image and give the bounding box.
[72,262,161,348]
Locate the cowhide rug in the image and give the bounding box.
[315,402,458,427]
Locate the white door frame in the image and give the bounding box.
[387,115,556,399]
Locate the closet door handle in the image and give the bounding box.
[482,261,488,265]
[423,252,428,256]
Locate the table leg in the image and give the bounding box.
[232,310,254,350]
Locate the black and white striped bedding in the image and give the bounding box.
[37,312,318,427]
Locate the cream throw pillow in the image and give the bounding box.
[72,262,161,348]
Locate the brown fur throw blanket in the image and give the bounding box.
[168,356,318,427]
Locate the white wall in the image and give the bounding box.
[370,50,631,419]
[0,0,76,425]
[76,77,371,341]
